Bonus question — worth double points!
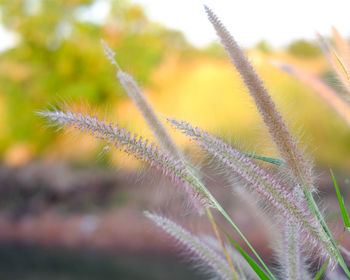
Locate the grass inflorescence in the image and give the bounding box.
[39,5,350,280]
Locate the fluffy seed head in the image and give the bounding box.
[101,40,183,161]
[145,212,234,280]
[168,118,337,265]
[204,5,315,193]
[279,221,312,280]
[38,110,210,211]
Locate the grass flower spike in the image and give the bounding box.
[101,39,183,162]
[280,222,311,280]
[101,38,276,277]
[168,118,336,265]
[38,110,210,210]
[144,211,236,280]
[274,61,350,127]
[204,6,314,192]
[316,32,350,94]
[38,4,350,279]
[331,27,350,82]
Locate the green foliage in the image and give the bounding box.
[313,259,329,280]
[331,170,350,231]
[255,40,273,53]
[0,0,192,157]
[222,228,272,280]
[287,39,322,58]
[204,41,226,58]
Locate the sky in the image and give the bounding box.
[0,25,17,52]
[0,0,350,51]
[131,0,350,48]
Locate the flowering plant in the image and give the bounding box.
[39,6,350,280]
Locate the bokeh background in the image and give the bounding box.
[1,0,350,279]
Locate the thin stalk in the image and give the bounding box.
[101,39,183,161]
[206,208,239,280]
[101,38,276,280]
[170,119,334,261]
[295,164,350,276]
[187,169,277,280]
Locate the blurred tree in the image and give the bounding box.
[203,41,226,59]
[255,40,273,53]
[0,0,193,161]
[287,39,322,58]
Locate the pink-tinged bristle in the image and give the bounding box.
[281,221,312,280]
[144,212,234,280]
[38,110,210,212]
[101,39,183,162]
[204,5,315,193]
[168,118,336,265]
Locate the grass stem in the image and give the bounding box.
[206,208,239,280]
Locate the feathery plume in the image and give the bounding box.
[326,267,348,280]
[234,187,279,240]
[38,110,210,210]
[168,118,337,265]
[101,38,277,276]
[204,5,315,192]
[280,188,312,280]
[273,61,350,126]
[280,221,311,280]
[332,27,350,73]
[101,39,121,70]
[101,39,183,161]
[144,212,234,280]
[274,61,350,127]
[101,40,224,215]
[316,32,350,94]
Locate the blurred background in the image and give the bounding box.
[0,0,350,279]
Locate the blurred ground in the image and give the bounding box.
[0,161,349,279]
[0,242,204,280]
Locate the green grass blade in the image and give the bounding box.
[185,167,277,280]
[313,259,329,280]
[301,179,350,277]
[334,51,350,81]
[222,228,271,280]
[330,169,350,227]
[243,153,284,166]
[216,204,276,280]
[291,162,350,277]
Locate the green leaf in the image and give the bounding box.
[331,169,350,228]
[333,51,350,81]
[243,153,284,166]
[297,170,350,278]
[307,190,350,277]
[185,167,277,280]
[313,259,329,280]
[222,228,271,280]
